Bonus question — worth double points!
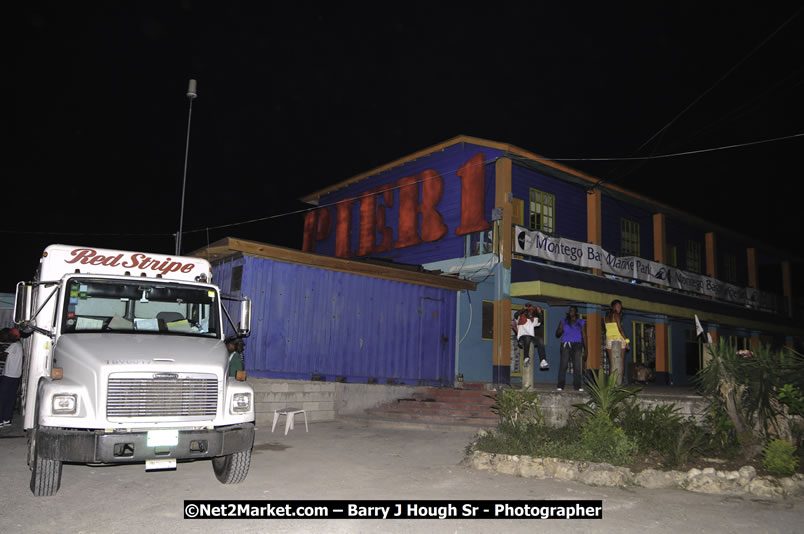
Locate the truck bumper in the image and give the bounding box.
[36,423,255,463]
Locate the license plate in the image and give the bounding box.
[145,459,177,471]
[146,429,179,447]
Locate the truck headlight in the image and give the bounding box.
[52,394,77,414]
[231,393,251,413]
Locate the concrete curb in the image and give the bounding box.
[465,448,804,499]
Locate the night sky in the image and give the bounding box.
[7,3,804,298]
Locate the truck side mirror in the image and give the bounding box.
[238,297,251,336]
[14,281,33,324]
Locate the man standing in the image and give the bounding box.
[0,328,23,427]
[226,337,245,378]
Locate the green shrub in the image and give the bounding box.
[667,420,709,467]
[763,439,799,476]
[704,406,739,455]
[574,368,641,422]
[778,384,804,417]
[488,388,543,430]
[619,400,682,452]
[580,411,638,466]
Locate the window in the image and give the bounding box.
[620,219,640,256]
[529,189,555,233]
[725,335,749,351]
[231,265,243,292]
[686,241,702,273]
[482,301,494,340]
[631,322,656,367]
[61,278,219,337]
[723,254,737,284]
[667,245,678,267]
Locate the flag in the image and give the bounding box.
[694,314,704,337]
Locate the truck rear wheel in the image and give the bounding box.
[212,448,252,484]
[30,432,62,497]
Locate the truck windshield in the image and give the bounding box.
[61,278,220,337]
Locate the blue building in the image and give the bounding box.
[298,136,803,387]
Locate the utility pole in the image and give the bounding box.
[176,79,197,255]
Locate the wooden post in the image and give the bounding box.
[653,213,666,265]
[586,311,603,370]
[746,248,758,289]
[655,322,669,384]
[587,189,602,275]
[705,232,717,279]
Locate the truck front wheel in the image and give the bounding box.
[212,448,252,484]
[29,431,62,497]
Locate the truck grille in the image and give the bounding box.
[107,374,219,418]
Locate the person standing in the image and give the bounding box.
[226,337,245,378]
[0,328,23,427]
[555,306,587,391]
[604,300,629,384]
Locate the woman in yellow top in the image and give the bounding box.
[604,300,629,383]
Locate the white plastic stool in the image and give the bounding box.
[272,408,308,435]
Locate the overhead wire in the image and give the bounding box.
[2,129,803,238]
[601,6,803,186]
[632,6,803,156]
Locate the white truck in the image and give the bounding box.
[13,245,255,496]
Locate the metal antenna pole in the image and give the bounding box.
[176,79,198,255]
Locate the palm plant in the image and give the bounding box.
[695,341,804,458]
[573,368,641,421]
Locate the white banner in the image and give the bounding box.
[514,226,779,312]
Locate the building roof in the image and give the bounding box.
[190,237,477,292]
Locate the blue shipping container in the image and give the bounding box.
[214,254,458,386]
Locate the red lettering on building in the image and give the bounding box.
[335,198,356,258]
[373,185,394,254]
[419,169,448,242]
[300,152,488,258]
[393,175,422,249]
[302,208,332,253]
[455,153,490,235]
[356,188,379,256]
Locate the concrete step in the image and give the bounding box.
[361,387,501,429]
[396,399,495,411]
[338,413,493,432]
[412,389,497,404]
[367,404,498,419]
[362,410,498,425]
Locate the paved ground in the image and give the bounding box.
[1,418,802,533]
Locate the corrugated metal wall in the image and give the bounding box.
[214,255,457,385]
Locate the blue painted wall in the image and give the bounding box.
[311,142,504,265]
[511,164,587,241]
[213,255,458,385]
